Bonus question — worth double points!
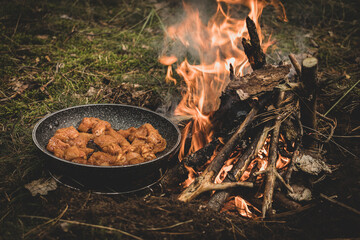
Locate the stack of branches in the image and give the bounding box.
[161,17,337,219]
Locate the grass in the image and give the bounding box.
[0,0,359,239]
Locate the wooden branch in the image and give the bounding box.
[262,92,284,218]
[227,65,290,100]
[300,57,318,149]
[178,96,269,202]
[288,54,301,76]
[320,193,360,216]
[242,16,266,70]
[207,126,269,211]
[273,192,301,210]
[160,139,220,189]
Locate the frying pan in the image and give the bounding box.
[32,104,181,193]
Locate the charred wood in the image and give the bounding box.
[208,127,268,211]
[178,95,270,202]
[227,65,291,100]
[160,138,220,189]
[242,16,266,70]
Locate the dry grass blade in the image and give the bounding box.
[20,215,143,240]
[324,79,360,116]
[24,204,68,238]
[145,219,193,231]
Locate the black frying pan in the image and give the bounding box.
[32,104,181,193]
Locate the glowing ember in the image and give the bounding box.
[234,196,257,218]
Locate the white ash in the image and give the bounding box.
[288,184,312,202]
[294,152,332,175]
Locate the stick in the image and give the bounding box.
[178,95,269,202]
[19,215,143,240]
[274,192,301,210]
[207,127,269,211]
[300,57,318,149]
[160,139,220,189]
[288,54,301,76]
[262,91,284,218]
[242,17,266,70]
[320,193,360,216]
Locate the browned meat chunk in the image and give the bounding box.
[68,133,93,148]
[118,127,136,139]
[54,126,79,142]
[63,146,86,161]
[47,118,167,166]
[88,152,116,166]
[126,152,144,165]
[106,128,131,149]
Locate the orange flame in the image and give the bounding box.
[160,0,286,160]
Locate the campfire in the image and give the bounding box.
[158,0,335,219]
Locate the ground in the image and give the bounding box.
[0,0,359,239]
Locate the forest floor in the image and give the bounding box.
[0,0,359,239]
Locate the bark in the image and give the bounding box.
[242,17,266,70]
[227,65,291,100]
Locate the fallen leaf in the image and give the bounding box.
[24,178,57,196]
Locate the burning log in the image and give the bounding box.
[227,65,291,100]
[160,139,220,189]
[178,95,270,202]
[242,17,266,70]
[300,57,318,149]
[207,126,271,211]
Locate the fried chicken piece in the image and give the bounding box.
[126,151,145,165]
[141,144,156,161]
[68,133,93,148]
[94,134,122,155]
[117,127,136,139]
[129,125,148,141]
[78,117,111,137]
[71,158,88,164]
[88,152,116,166]
[143,123,166,153]
[54,126,79,142]
[78,117,100,132]
[128,138,146,153]
[92,120,111,137]
[46,136,70,158]
[106,128,131,149]
[128,138,156,161]
[63,146,86,161]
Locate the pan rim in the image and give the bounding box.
[32,103,181,169]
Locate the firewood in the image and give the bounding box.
[160,139,220,189]
[242,16,266,70]
[288,54,301,76]
[227,64,291,100]
[300,57,318,149]
[273,192,301,210]
[178,95,270,202]
[262,91,285,218]
[207,126,270,211]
